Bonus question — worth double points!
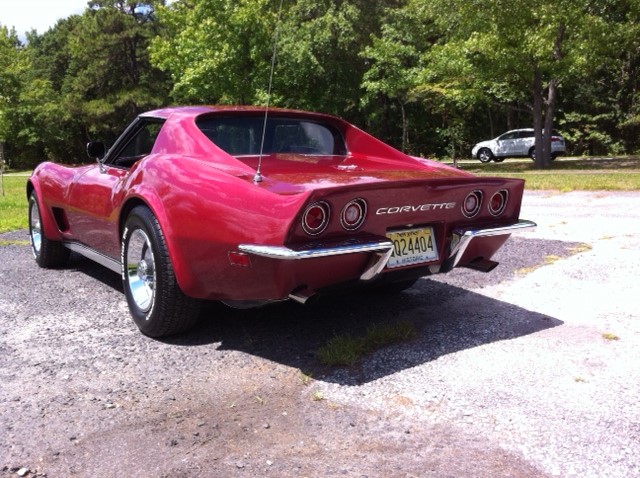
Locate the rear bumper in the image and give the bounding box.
[239,219,536,287]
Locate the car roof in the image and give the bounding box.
[139,105,341,123]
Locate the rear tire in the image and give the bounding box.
[478,148,493,163]
[28,192,69,268]
[121,206,201,337]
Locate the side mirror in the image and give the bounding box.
[86,141,106,159]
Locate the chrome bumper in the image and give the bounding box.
[239,219,536,281]
[448,219,537,268]
[239,239,394,281]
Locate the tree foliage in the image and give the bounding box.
[1,0,639,169]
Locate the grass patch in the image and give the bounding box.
[0,239,30,247]
[456,156,640,191]
[317,321,417,367]
[570,243,593,254]
[602,332,620,341]
[0,174,29,233]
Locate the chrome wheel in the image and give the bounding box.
[29,200,42,256]
[125,229,156,313]
[122,206,201,337]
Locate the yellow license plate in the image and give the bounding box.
[386,227,438,268]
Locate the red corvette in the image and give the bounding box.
[28,106,535,337]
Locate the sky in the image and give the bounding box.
[1,0,90,39]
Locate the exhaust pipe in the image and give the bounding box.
[289,287,316,304]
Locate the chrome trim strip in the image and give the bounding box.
[63,242,121,274]
[449,219,536,268]
[238,240,393,260]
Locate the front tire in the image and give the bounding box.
[28,192,69,268]
[478,148,493,163]
[122,206,201,337]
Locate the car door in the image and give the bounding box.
[513,130,533,156]
[495,131,518,156]
[65,119,164,259]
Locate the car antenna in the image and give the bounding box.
[254,0,284,184]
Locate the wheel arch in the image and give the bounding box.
[118,194,196,295]
[26,178,65,242]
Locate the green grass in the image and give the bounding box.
[0,174,29,233]
[457,156,640,191]
[317,321,417,367]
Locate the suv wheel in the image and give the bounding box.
[478,148,493,163]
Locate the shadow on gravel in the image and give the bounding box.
[4,229,571,387]
[169,283,562,386]
[164,236,573,386]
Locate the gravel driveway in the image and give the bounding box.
[1,190,639,477]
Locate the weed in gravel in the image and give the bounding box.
[544,254,562,265]
[317,321,417,367]
[570,243,593,253]
[311,390,325,401]
[299,370,314,386]
[602,332,620,341]
[0,239,30,246]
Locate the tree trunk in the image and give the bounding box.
[532,69,545,168]
[543,78,558,166]
[399,100,408,153]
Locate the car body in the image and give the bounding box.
[28,106,535,337]
[471,128,566,163]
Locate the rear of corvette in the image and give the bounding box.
[219,175,533,305]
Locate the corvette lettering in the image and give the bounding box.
[376,202,456,215]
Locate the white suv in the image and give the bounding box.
[471,128,566,163]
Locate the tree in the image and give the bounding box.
[418,0,617,167]
[0,25,25,166]
[151,0,276,104]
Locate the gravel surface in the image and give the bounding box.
[1,190,639,477]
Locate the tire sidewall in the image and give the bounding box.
[28,194,42,263]
[121,209,161,334]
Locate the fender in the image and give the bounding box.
[27,167,67,242]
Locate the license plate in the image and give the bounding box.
[386,227,438,268]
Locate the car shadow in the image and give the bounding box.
[63,236,571,386]
[164,280,561,386]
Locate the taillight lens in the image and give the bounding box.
[302,201,330,235]
[489,190,508,216]
[462,190,482,218]
[340,199,367,231]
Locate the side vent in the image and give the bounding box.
[52,207,70,232]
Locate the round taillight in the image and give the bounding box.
[302,201,330,236]
[489,190,508,216]
[462,190,483,218]
[340,199,367,231]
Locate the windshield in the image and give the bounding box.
[196,116,347,156]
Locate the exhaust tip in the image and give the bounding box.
[289,287,316,305]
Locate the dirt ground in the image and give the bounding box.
[2,191,639,478]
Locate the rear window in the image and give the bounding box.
[196,116,347,156]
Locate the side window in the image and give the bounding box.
[518,131,534,139]
[114,121,164,167]
[499,132,517,141]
